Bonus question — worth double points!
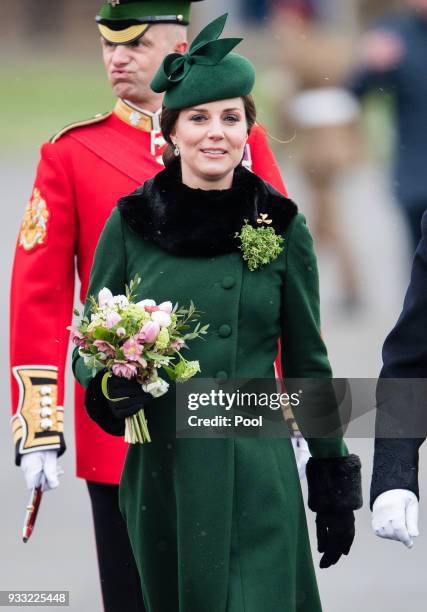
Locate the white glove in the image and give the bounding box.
[21,450,63,492]
[372,489,419,548]
[292,436,311,480]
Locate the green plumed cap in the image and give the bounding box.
[150,13,256,109]
[96,0,204,44]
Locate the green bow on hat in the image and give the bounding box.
[151,13,256,110]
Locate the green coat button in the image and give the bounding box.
[218,324,232,338]
[221,276,235,289]
[215,370,228,379]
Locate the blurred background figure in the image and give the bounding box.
[272,0,363,313]
[241,0,270,22]
[349,0,427,251]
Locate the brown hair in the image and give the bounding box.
[160,95,257,167]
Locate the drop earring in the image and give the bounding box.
[173,144,180,157]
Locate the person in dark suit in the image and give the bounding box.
[371,210,427,547]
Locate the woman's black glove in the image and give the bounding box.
[105,375,151,419]
[85,370,151,436]
[306,454,362,568]
[315,510,355,568]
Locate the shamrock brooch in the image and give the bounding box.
[236,214,284,271]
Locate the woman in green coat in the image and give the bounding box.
[73,15,362,612]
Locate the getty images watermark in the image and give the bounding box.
[175,378,346,439]
[186,387,301,428]
[176,378,427,439]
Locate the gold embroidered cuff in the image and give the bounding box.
[12,366,66,465]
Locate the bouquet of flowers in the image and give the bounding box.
[69,275,208,444]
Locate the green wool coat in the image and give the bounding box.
[73,168,348,612]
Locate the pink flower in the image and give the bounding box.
[116,327,126,337]
[158,301,173,314]
[93,340,116,357]
[123,337,143,360]
[67,326,87,348]
[105,311,121,329]
[137,321,160,344]
[145,305,160,313]
[171,339,185,351]
[112,362,137,379]
[98,288,114,308]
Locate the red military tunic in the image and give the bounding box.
[10,99,288,484]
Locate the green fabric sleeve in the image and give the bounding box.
[72,208,127,389]
[281,213,348,458]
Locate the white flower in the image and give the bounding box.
[154,358,172,367]
[151,310,172,328]
[112,294,129,308]
[158,301,173,314]
[136,299,157,309]
[98,288,114,308]
[143,378,170,398]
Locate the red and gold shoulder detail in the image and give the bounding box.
[49,111,112,144]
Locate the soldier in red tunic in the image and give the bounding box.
[9,1,289,610]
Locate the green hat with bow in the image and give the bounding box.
[150,13,256,110]
[96,0,204,45]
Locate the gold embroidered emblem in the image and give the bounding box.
[19,188,49,251]
[11,365,63,454]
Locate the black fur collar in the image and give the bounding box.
[118,160,298,257]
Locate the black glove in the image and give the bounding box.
[315,510,355,568]
[306,454,362,568]
[105,375,151,419]
[85,370,151,436]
